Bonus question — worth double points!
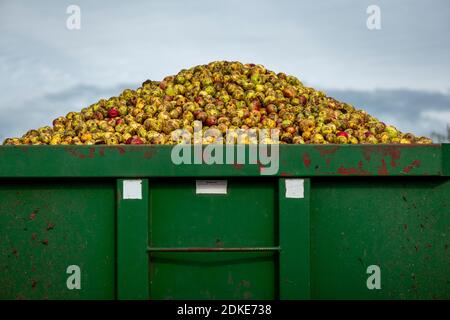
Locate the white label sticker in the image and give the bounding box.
[123,180,142,199]
[285,179,304,198]
[196,180,227,194]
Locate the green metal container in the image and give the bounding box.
[0,144,448,299]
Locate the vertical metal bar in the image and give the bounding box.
[278,178,311,299]
[117,179,149,300]
[442,143,450,177]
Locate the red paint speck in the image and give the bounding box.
[378,159,388,175]
[403,160,421,173]
[337,167,357,175]
[315,146,339,157]
[256,160,266,171]
[280,172,293,177]
[384,146,401,168]
[31,233,37,240]
[362,146,376,162]
[46,222,55,231]
[41,239,49,246]
[303,153,311,168]
[233,163,244,170]
[31,280,37,289]
[337,161,369,175]
[29,209,39,220]
[116,146,126,155]
[87,147,95,158]
[144,150,156,159]
[69,148,95,159]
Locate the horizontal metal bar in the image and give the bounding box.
[147,246,281,252]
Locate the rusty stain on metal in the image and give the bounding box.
[46,222,55,231]
[115,146,126,155]
[68,147,95,159]
[315,145,339,157]
[362,146,402,167]
[144,149,156,159]
[403,160,421,173]
[232,163,244,170]
[378,159,389,175]
[256,160,266,173]
[302,153,311,168]
[29,209,39,220]
[385,146,401,168]
[337,161,369,175]
[362,146,374,162]
[88,147,96,158]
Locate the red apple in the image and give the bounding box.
[108,108,119,118]
[337,131,349,138]
[126,137,144,145]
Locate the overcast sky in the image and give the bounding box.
[1,0,449,141]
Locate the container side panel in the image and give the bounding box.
[0,180,115,299]
[149,179,276,300]
[278,178,311,299]
[117,179,149,300]
[442,144,450,176]
[310,177,449,299]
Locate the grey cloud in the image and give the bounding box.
[0,83,137,142]
[1,0,450,142]
[326,89,450,139]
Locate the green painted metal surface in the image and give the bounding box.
[0,180,115,299]
[148,179,276,299]
[0,144,445,177]
[117,179,149,300]
[310,177,449,299]
[0,144,448,300]
[278,178,310,299]
[443,143,450,176]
